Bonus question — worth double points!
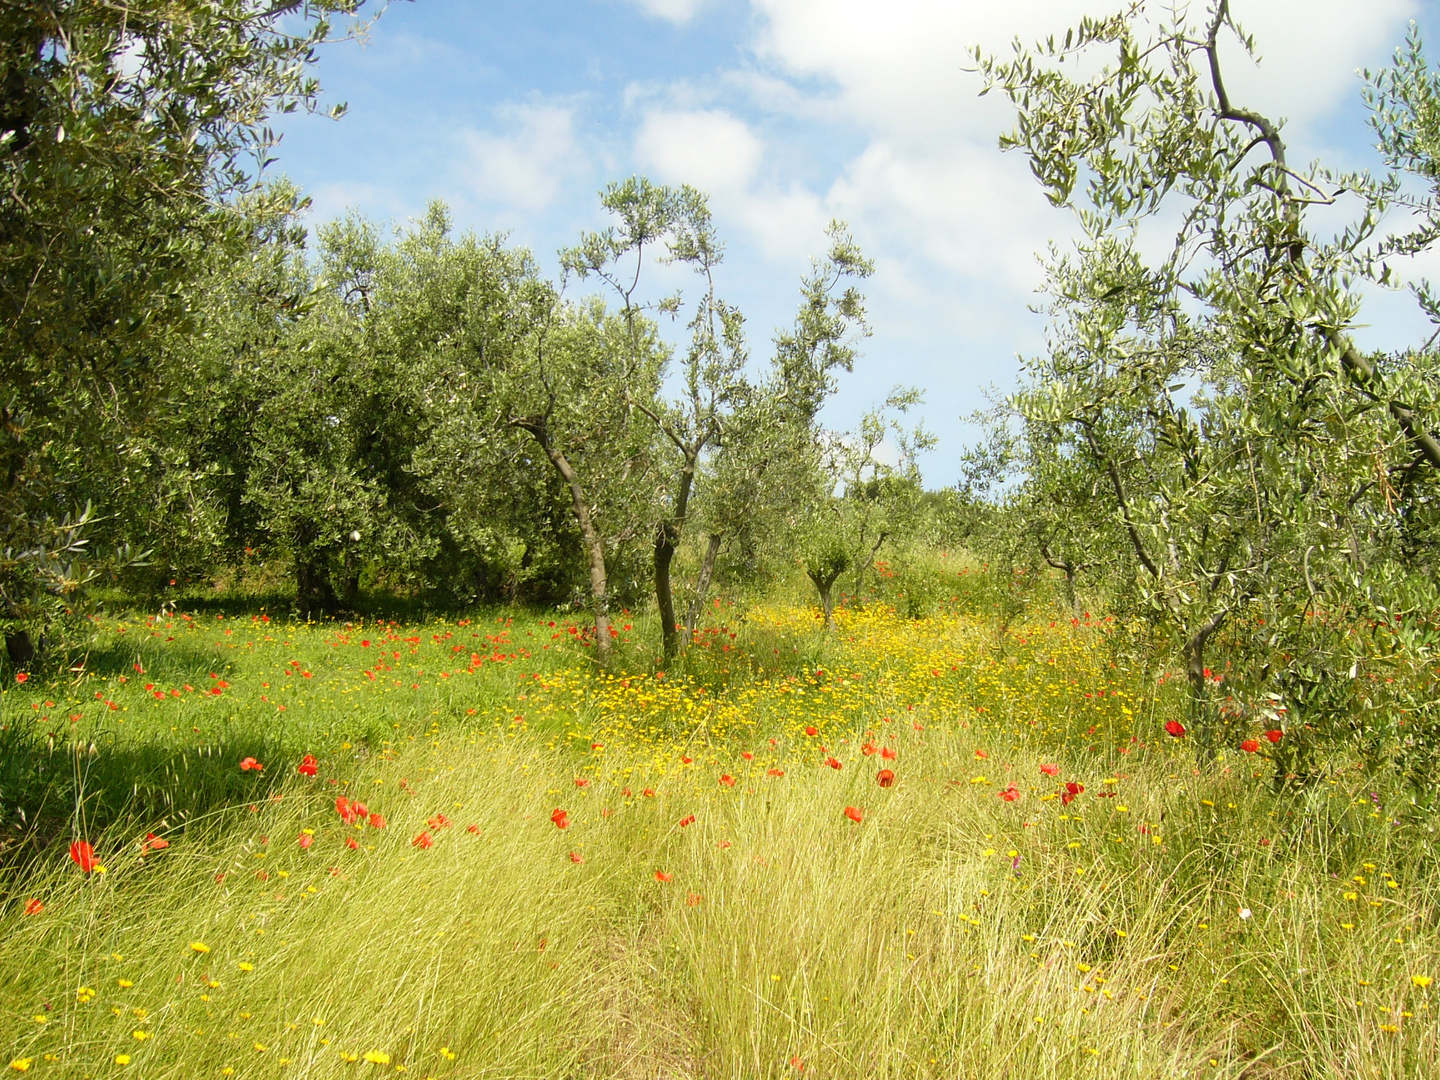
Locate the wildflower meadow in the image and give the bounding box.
[2,584,1436,1079]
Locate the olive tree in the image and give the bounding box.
[974,1,1440,770]
[0,0,384,662]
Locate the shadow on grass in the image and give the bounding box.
[0,709,401,899]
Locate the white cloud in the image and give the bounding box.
[749,0,1104,145]
[613,1,1430,477]
[634,108,765,192]
[1216,0,1418,133]
[626,0,708,24]
[458,103,583,214]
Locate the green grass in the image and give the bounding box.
[1,600,1437,1078]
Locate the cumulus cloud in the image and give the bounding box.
[719,0,1421,306]
[613,0,1426,476]
[458,103,584,214]
[635,108,765,192]
[749,0,1418,144]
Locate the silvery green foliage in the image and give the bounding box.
[975,1,1440,784]
[0,0,381,657]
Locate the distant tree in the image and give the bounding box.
[563,180,878,658]
[796,392,933,629]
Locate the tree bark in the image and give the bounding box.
[515,416,612,664]
[5,628,35,668]
[655,527,680,660]
[1040,543,1080,613]
[1183,609,1228,760]
[338,550,360,609]
[683,532,723,640]
[654,464,697,661]
[295,548,336,621]
[808,568,842,631]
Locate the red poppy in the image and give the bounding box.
[876,769,895,788]
[655,871,673,883]
[574,777,590,787]
[804,726,818,737]
[719,774,735,787]
[297,754,318,777]
[23,898,43,916]
[335,797,355,824]
[427,814,452,829]
[880,747,897,761]
[686,892,703,906]
[642,788,656,798]
[826,757,842,770]
[844,806,863,823]
[1061,781,1084,807]
[680,756,693,765]
[862,742,878,756]
[569,851,584,863]
[239,757,263,771]
[1240,739,1260,754]
[998,783,1021,802]
[368,812,386,828]
[345,837,359,850]
[412,832,434,849]
[974,748,989,760]
[142,832,169,852]
[15,671,27,683]
[741,751,754,760]
[767,768,785,777]
[299,834,313,849]
[551,808,570,829]
[466,823,480,834]
[1040,763,1060,777]
[69,841,96,873]
[1263,729,1283,743]
[790,1056,805,1072]
[1164,720,1186,738]
[353,801,369,818]
[679,814,696,828]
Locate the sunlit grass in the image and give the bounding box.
[2,601,1437,1077]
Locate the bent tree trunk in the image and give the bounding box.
[514,416,612,664]
[1183,610,1227,761]
[294,523,337,621]
[654,455,699,661]
[808,567,843,631]
[654,526,680,660]
[683,532,723,640]
[1040,544,1080,614]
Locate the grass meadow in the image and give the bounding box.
[1,584,1437,1078]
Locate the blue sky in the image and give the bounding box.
[272,0,1440,486]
